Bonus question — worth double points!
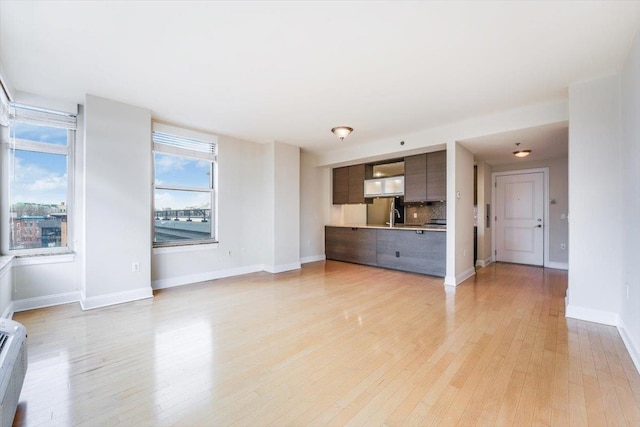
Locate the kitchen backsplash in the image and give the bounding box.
[404,201,446,225]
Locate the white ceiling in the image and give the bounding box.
[1,1,638,155]
[459,122,569,166]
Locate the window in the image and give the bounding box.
[152,123,217,247]
[3,104,76,254]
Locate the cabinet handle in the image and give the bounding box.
[415,230,424,234]
[351,227,358,231]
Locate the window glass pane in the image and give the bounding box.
[9,150,68,249]
[154,189,212,243]
[11,122,68,146]
[154,152,210,189]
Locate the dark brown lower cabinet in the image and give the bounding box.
[325,226,377,266]
[376,229,446,277]
[325,226,446,277]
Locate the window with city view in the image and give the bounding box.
[153,125,217,246]
[6,106,75,253]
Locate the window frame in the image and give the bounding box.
[152,124,218,248]
[2,111,75,256]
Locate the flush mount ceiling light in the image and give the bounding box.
[513,142,531,158]
[331,126,353,141]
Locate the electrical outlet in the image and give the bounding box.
[413,213,418,219]
[131,262,140,272]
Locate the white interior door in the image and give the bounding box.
[495,172,544,266]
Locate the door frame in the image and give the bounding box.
[491,167,550,267]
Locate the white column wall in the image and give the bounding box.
[300,150,327,263]
[82,95,153,309]
[445,141,475,286]
[475,160,493,267]
[263,141,301,273]
[619,30,640,371]
[566,76,622,324]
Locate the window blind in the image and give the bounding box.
[153,131,217,155]
[10,104,77,130]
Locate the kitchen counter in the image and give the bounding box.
[326,224,446,232]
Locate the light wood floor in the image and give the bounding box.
[11,261,640,426]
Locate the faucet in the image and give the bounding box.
[389,199,401,227]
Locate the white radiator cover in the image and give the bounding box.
[0,319,27,427]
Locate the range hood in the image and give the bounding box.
[364,176,405,198]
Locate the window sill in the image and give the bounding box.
[11,252,75,266]
[153,242,219,255]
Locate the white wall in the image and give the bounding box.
[566,75,622,324]
[151,133,266,288]
[619,30,640,371]
[269,141,301,271]
[445,141,475,286]
[491,155,569,267]
[82,95,153,308]
[300,150,327,263]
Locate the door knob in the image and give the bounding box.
[534,224,542,228]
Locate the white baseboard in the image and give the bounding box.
[80,287,153,311]
[300,255,326,264]
[444,267,476,287]
[12,291,80,314]
[618,319,640,374]
[152,264,264,290]
[475,257,493,268]
[546,261,569,270]
[565,304,621,327]
[263,262,301,274]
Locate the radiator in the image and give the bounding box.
[0,319,27,427]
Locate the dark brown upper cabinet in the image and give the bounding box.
[426,151,447,201]
[332,164,372,205]
[404,154,427,202]
[403,150,447,202]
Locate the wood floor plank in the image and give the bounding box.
[10,261,640,427]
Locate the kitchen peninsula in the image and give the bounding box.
[325,225,446,277]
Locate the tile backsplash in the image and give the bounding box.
[404,201,446,225]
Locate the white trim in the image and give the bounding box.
[0,256,12,274]
[475,257,493,268]
[300,255,326,264]
[263,262,302,274]
[153,242,218,255]
[12,252,75,266]
[444,267,476,287]
[152,264,263,290]
[1,302,13,319]
[618,319,640,374]
[565,304,621,327]
[80,287,153,311]
[491,168,550,268]
[546,261,568,270]
[12,291,79,313]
